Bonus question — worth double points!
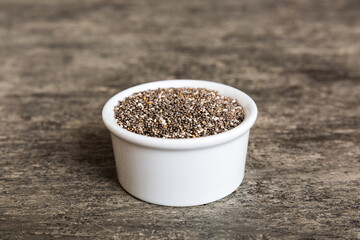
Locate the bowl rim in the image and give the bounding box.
[102,79,257,150]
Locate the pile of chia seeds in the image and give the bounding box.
[114,87,245,139]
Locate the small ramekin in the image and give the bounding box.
[102,80,257,206]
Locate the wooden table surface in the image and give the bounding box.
[1,0,359,239]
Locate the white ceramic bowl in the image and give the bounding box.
[102,80,257,206]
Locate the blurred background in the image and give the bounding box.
[1,0,359,239]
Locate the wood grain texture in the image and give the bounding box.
[0,0,359,239]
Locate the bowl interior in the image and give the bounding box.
[102,79,257,150]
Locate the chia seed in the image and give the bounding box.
[114,87,245,139]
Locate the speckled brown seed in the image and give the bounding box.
[114,87,245,139]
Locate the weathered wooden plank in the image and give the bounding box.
[1,0,359,239]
